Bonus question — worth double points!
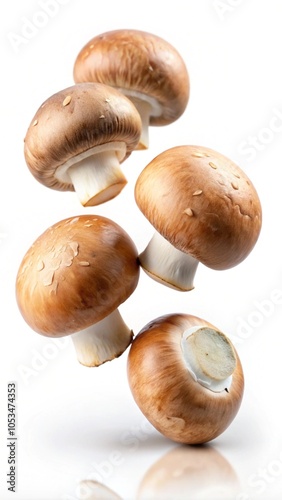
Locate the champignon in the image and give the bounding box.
[135,145,262,291]
[127,313,244,444]
[16,215,140,367]
[73,29,190,149]
[24,82,142,206]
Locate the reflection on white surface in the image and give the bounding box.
[79,480,122,500]
[137,445,240,500]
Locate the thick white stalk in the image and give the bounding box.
[181,326,236,392]
[71,309,133,367]
[55,142,127,206]
[68,150,126,206]
[129,96,151,149]
[139,231,199,291]
[121,89,161,150]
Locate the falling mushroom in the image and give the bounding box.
[24,82,142,206]
[73,29,190,149]
[135,145,262,290]
[16,215,140,367]
[127,313,244,444]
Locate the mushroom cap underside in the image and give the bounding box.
[128,313,244,444]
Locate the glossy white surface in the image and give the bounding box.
[1,1,282,498]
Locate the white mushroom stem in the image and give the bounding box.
[129,96,151,150]
[55,142,127,206]
[71,309,133,367]
[138,231,199,291]
[181,326,237,392]
[121,89,162,150]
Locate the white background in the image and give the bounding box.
[1,0,282,499]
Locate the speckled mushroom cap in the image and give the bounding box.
[73,29,190,126]
[135,145,262,270]
[16,215,140,336]
[24,82,141,191]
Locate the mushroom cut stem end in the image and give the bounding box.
[71,309,133,367]
[181,326,237,392]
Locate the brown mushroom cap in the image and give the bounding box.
[24,82,141,191]
[135,145,262,270]
[16,215,139,337]
[73,29,190,126]
[127,313,244,444]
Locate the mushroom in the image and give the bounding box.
[127,313,244,444]
[73,29,190,149]
[24,82,142,206]
[16,215,140,367]
[135,145,262,291]
[79,480,122,499]
[137,445,240,499]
